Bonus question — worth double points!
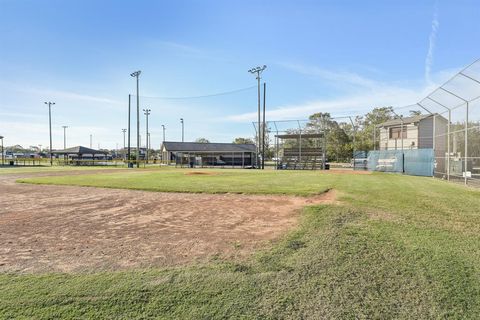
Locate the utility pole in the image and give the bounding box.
[0,136,4,166]
[180,118,184,142]
[62,126,68,149]
[127,94,131,167]
[143,108,151,163]
[262,82,266,169]
[130,70,141,168]
[248,65,267,169]
[161,125,166,143]
[122,128,127,160]
[44,102,55,166]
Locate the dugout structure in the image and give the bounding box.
[161,141,256,168]
[275,132,327,170]
[255,118,354,170]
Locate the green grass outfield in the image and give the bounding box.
[3,169,480,318]
[0,165,127,174]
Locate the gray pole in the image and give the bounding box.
[248,65,267,169]
[44,102,55,166]
[447,109,451,180]
[180,118,184,142]
[262,82,266,169]
[49,104,52,166]
[122,129,126,150]
[257,75,261,169]
[127,94,131,166]
[400,117,404,151]
[122,128,127,160]
[136,76,140,168]
[143,108,151,164]
[130,70,141,168]
[438,87,469,184]
[162,125,165,143]
[0,136,4,165]
[62,126,68,149]
[465,101,468,185]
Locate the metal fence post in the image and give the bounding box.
[433,114,436,177]
[465,102,469,185]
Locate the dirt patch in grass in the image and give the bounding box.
[0,173,335,273]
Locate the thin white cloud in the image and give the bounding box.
[277,62,379,90]
[154,40,204,55]
[227,64,459,122]
[425,4,439,85]
[27,88,122,105]
[0,81,122,106]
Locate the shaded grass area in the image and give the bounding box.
[3,170,480,318]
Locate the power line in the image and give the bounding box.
[132,85,256,100]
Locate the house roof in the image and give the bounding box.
[161,142,256,153]
[51,146,108,154]
[378,114,433,127]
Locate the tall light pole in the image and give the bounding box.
[0,136,4,166]
[122,128,127,160]
[161,125,166,143]
[143,108,151,163]
[127,94,131,166]
[130,70,141,168]
[180,118,184,142]
[44,102,55,166]
[248,65,267,169]
[62,126,68,149]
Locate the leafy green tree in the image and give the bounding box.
[233,137,254,144]
[195,138,210,143]
[354,106,395,151]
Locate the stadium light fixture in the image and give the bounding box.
[130,70,141,167]
[248,65,267,169]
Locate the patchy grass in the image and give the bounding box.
[3,169,480,318]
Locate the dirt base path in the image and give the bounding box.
[0,171,335,273]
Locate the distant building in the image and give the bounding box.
[378,114,448,150]
[160,141,256,168]
[51,146,109,161]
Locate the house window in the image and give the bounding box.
[389,126,407,139]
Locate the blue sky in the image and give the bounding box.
[1,0,479,149]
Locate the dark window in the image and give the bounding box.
[389,126,407,139]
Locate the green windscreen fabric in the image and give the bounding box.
[403,149,434,176]
[367,150,404,173]
[367,149,434,177]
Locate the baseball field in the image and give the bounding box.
[1,167,479,318]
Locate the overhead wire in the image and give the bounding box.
[131,85,256,100]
